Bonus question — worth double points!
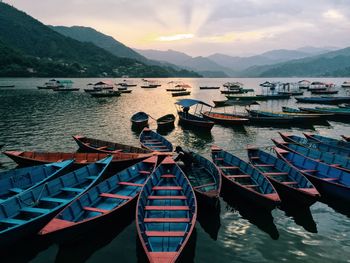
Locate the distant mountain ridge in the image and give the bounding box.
[137,47,338,77]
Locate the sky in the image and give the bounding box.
[4,0,350,56]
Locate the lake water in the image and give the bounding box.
[0,78,350,263]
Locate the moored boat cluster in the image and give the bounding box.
[1,129,350,262]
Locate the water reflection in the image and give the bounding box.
[322,197,350,218]
[221,189,279,240]
[1,234,52,263]
[280,203,318,233]
[197,201,221,241]
[55,212,134,263]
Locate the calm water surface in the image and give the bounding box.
[0,78,350,263]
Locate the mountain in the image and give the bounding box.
[50,26,147,62]
[136,49,192,65]
[0,3,200,77]
[241,47,350,77]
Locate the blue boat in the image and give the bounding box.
[279,133,350,157]
[39,156,158,240]
[273,139,350,173]
[0,161,73,202]
[296,96,350,104]
[247,148,320,206]
[183,151,222,203]
[131,112,149,128]
[0,156,112,247]
[136,157,197,263]
[139,128,173,152]
[304,133,350,149]
[211,146,280,210]
[275,147,350,201]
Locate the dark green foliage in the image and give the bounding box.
[0,3,201,77]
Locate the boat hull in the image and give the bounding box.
[178,112,214,130]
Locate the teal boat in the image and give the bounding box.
[0,156,112,247]
[139,128,173,152]
[0,161,73,202]
[304,133,350,149]
[299,107,350,116]
[226,94,290,101]
[272,139,350,173]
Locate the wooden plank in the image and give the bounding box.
[100,193,132,200]
[148,195,187,200]
[145,206,190,211]
[83,206,109,214]
[144,218,190,223]
[145,231,185,237]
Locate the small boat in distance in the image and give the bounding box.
[341,81,350,88]
[37,79,62,90]
[296,96,350,104]
[211,146,280,210]
[139,128,173,152]
[175,99,215,130]
[117,80,137,87]
[0,85,15,88]
[52,80,79,91]
[90,90,121,97]
[131,112,149,128]
[72,135,152,154]
[172,91,191,97]
[136,157,197,263]
[298,80,311,89]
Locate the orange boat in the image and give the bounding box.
[202,111,249,125]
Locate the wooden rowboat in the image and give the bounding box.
[136,157,197,263]
[247,148,320,206]
[156,114,175,130]
[0,160,73,202]
[72,135,151,154]
[139,128,173,152]
[304,133,350,150]
[3,151,153,171]
[275,147,350,202]
[0,156,112,247]
[131,112,149,128]
[201,111,249,125]
[39,156,157,240]
[211,146,280,210]
[279,133,350,157]
[183,151,222,203]
[272,139,350,173]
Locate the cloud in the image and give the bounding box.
[157,34,194,42]
[4,0,350,56]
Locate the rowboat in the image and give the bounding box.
[118,89,132,94]
[310,90,338,95]
[277,91,304,96]
[341,81,350,88]
[281,107,333,118]
[200,86,220,90]
[156,114,175,130]
[39,156,157,240]
[201,111,249,125]
[304,133,350,149]
[141,84,158,88]
[211,146,280,210]
[213,99,229,107]
[182,151,222,202]
[226,94,290,101]
[272,139,350,173]
[72,135,152,154]
[139,128,173,152]
[247,109,324,123]
[275,147,350,201]
[117,80,137,87]
[166,87,186,92]
[3,151,153,171]
[175,99,215,130]
[172,91,191,97]
[230,112,295,125]
[37,79,62,90]
[131,112,149,128]
[299,107,350,117]
[247,148,320,206]
[0,156,112,247]
[92,81,114,90]
[0,160,73,202]
[0,85,15,88]
[296,97,350,104]
[279,133,350,157]
[136,157,197,263]
[90,90,121,97]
